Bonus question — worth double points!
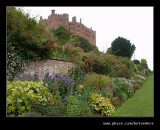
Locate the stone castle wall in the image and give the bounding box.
[14,59,74,81]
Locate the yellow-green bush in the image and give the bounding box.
[89,93,115,116]
[7,80,58,116]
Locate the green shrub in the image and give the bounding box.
[7,81,58,116]
[66,87,93,117]
[21,112,44,117]
[133,59,140,64]
[7,42,26,81]
[72,35,97,52]
[110,97,122,108]
[112,78,134,102]
[104,54,128,77]
[54,26,70,45]
[32,104,67,116]
[51,51,69,61]
[68,67,86,86]
[82,73,113,91]
[64,43,84,59]
[7,7,56,62]
[66,95,84,116]
[137,79,144,85]
[89,93,115,116]
[81,52,111,75]
[131,82,140,90]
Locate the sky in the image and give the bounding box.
[16,6,153,71]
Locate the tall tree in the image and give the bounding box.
[54,26,70,45]
[111,36,136,59]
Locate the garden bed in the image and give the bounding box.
[7,71,148,117]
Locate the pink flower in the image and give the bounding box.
[96,85,99,89]
[109,86,114,92]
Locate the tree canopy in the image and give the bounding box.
[110,36,136,59]
[54,26,70,45]
[133,59,140,64]
[71,35,98,52]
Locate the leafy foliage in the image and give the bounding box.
[89,93,115,116]
[133,59,140,64]
[29,73,75,99]
[82,73,113,91]
[110,36,136,59]
[66,88,93,116]
[110,97,122,108]
[32,104,67,116]
[7,42,26,81]
[112,78,134,102]
[81,52,111,75]
[54,26,70,45]
[7,81,57,116]
[7,7,56,62]
[71,35,98,52]
[6,7,151,117]
[68,67,86,86]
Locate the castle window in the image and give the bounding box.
[77,30,80,33]
[70,27,73,32]
[77,25,79,30]
[60,19,62,24]
[70,24,73,27]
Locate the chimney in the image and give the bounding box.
[51,10,55,15]
[72,16,76,22]
[40,16,42,20]
[80,18,82,24]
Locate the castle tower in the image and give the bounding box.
[51,10,55,15]
[72,16,76,22]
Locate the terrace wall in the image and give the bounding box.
[14,59,74,81]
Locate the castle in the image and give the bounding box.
[40,10,96,46]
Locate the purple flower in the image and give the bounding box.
[49,76,52,80]
[45,73,49,78]
[47,81,51,84]
[55,73,59,78]
[52,77,55,82]
[34,73,39,78]
[28,78,32,81]
[61,98,67,102]
[69,84,72,89]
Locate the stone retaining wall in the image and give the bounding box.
[14,59,74,81]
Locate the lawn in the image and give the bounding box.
[112,75,154,117]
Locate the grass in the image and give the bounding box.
[112,75,154,117]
